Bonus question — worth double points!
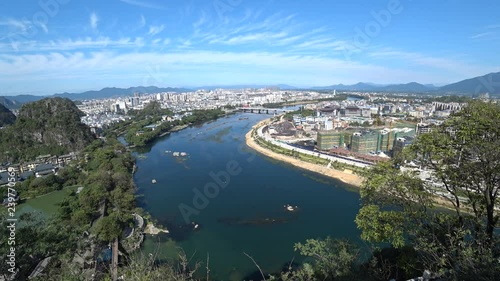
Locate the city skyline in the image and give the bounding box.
[1,0,500,95]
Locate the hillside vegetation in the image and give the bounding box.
[0,97,94,162]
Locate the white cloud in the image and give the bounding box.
[470,32,494,39]
[210,32,288,45]
[0,18,32,33]
[367,49,498,79]
[0,49,497,92]
[139,15,146,28]
[0,37,141,52]
[0,50,436,84]
[193,12,208,28]
[120,0,165,10]
[148,24,164,35]
[90,12,98,29]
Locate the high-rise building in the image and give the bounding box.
[316,130,350,150]
[416,123,433,135]
[393,136,414,157]
[351,131,379,154]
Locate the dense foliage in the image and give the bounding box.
[128,100,173,119]
[356,101,500,280]
[123,107,224,146]
[284,108,315,120]
[0,137,138,280]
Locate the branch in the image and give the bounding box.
[206,253,210,281]
[243,252,266,281]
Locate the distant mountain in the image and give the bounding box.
[313,82,436,92]
[438,72,500,95]
[54,86,191,100]
[2,71,499,107]
[1,95,45,108]
[0,86,192,108]
[0,96,22,109]
[194,84,298,90]
[380,82,432,92]
[0,103,16,126]
[424,84,439,89]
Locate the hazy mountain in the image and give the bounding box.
[0,96,22,109]
[381,82,432,92]
[0,86,192,108]
[313,82,436,92]
[54,86,191,100]
[0,103,16,126]
[194,84,297,90]
[2,71,499,108]
[424,84,439,89]
[438,72,500,95]
[1,95,45,107]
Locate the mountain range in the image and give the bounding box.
[1,72,498,109]
[311,82,436,92]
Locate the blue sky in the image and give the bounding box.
[1,0,499,95]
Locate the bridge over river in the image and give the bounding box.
[237,107,294,114]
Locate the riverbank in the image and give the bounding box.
[245,119,483,214]
[245,119,364,187]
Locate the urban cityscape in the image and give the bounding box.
[1,0,499,281]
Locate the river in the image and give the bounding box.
[133,112,363,280]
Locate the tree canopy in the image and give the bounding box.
[356,100,500,280]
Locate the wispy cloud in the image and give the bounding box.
[470,32,494,39]
[0,18,32,33]
[191,13,311,47]
[148,24,164,35]
[210,32,288,45]
[367,49,498,78]
[193,12,209,29]
[120,0,165,10]
[486,24,500,29]
[5,49,476,90]
[0,37,145,52]
[139,15,146,28]
[90,12,98,29]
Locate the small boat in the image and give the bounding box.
[151,179,157,184]
[284,204,298,212]
[191,222,200,230]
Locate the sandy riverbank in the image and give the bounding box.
[244,119,486,213]
[245,119,364,187]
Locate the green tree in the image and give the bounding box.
[356,101,500,280]
[292,238,360,280]
[93,212,124,242]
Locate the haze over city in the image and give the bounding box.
[1,0,500,95]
